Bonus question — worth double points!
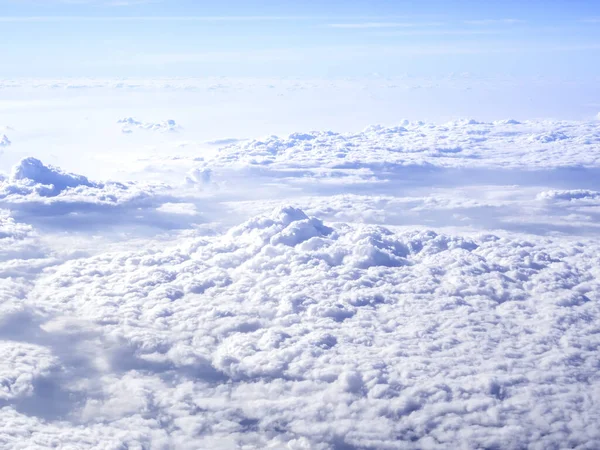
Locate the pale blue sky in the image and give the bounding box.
[1,0,600,78]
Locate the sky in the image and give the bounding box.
[3,2,600,450]
[1,0,600,78]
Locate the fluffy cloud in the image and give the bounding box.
[0,209,58,280]
[0,159,161,204]
[195,119,600,174]
[0,135,10,148]
[0,158,190,233]
[9,157,94,195]
[118,117,181,134]
[537,189,600,201]
[0,113,600,448]
[0,341,58,402]
[0,206,597,448]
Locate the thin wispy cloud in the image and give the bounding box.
[328,22,444,29]
[0,15,448,23]
[0,15,313,22]
[464,19,525,25]
[373,29,507,37]
[100,41,600,68]
[105,0,161,5]
[31,0,160,4]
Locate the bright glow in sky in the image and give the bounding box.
[2,0,600,78]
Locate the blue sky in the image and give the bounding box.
[1,0,600,78]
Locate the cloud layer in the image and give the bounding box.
[0,114,600,448]
[0,204,599,448]
[202,118,600,172]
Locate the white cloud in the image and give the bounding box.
[464,18,525,25]
[0,204,598,448]
[10,157,94,193]
[196,118,600,173]
[156,202,198,215]
[117,117,180,134]
[0,113,599,447]
[328,21,443,28]
[0,158,195,234]
[0,341,59,401]
[0,15,314,22]
[537,189,600,201]
[373,28,505,36]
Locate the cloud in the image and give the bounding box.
[102,0,160,5]
[196,118,600,174]
[0,15,314,22]
[0,209,54,270]
[0,204,599,448]
[11,0,161,6]
[117,117,181,133]
[0,341,59,401]
[328,19,523,31]
[155,202,198,215]
[1,102,600,448]
[10,157,94,194]
[530,130,570,143]
[0,107,599,448]
[0,158,198,233]
[372,28,506,36]
[537,189,600,201]
[328,21,443,28]
[203,138,246,146]
[463,19,525,25]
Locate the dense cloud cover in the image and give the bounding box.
[1,205,599,449]
[0,116,600,449]
[201,119,600,171]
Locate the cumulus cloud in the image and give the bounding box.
[0,341,58,402]
[0,135,10,148]
[184,167,213,187]
[530,130,570,143]
[0,113,600,448]
[0,205,597,448]
[195,118,600,176]
[0,158,152,202]
[0,158,202,233]
[10,157,94,194]
[118,117,181,133]
[537,189,600,201]
[0,207,62,260]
